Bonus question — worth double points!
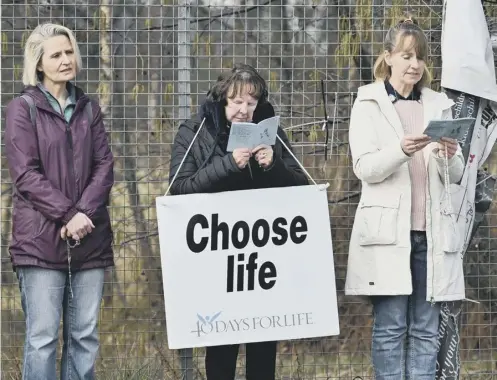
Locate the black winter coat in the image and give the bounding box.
[168,99,308,194]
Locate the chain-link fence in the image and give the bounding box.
[1,1,496,379]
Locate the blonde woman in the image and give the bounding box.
[345,17,465,379]
[4,23,114,379]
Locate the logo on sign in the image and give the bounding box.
[196,311,222,329]
[190,311,314,337]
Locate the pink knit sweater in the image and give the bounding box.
[394,100,426,231]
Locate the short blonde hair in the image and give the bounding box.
[22,23,82,86]
[373,15,432,89]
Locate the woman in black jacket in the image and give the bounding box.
[168,63,308,380]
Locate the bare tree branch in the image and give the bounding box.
[144,0,279,31]
[329,191,360,205]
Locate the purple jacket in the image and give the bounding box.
[4,85,114,270]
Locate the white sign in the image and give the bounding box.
[155,184,339,349]
[441,0,497,102]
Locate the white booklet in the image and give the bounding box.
[226,116,280,151]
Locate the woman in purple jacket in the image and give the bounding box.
[4,23,114,380]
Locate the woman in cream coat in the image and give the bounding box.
[345,17,466,380]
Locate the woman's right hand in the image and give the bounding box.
[401,134,431,156]
[232,148,252,169]
[65,212,95,241]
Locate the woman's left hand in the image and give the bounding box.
[252,145,274,169]
[437,137,459,159]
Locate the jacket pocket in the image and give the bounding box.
[357,193,401,246]
[439,183,467,253]
[12,204,41,242]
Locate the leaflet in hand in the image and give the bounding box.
[423,117,476,142]
[226,116,280,151]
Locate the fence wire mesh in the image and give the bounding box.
[1,1,496,379]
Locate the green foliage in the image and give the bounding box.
[486,3,497,17]
[130,83,145,102]
[222,59,233,69]
[309,125,319,142]
[193,33,213,56]
[24,4,32,18]
[309,69,321,88]
[93,9,101,30]
[164,82,174,103]
[14,64,22,80]
[334,23,360,71]
[97,82,111,100]
[153,119,163,133]
[356,0,373,41]
[193,33,200,55]
[384,0,438,30]
[20,32,28,49]
[269,71,279,93]
[206,35,212,56]
[385,0,406,28]
[2,32,8,54]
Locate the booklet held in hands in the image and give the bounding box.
[226,116,280,151]
[423,117,476,142]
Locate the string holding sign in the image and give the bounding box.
[165,118,207,196]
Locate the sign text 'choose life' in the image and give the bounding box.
[185,213,308,292]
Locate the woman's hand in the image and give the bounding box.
[252,144,274,169]
[232,148,252,169]
[61,225,68,240]
[65,212,94,241]
[401,134,431,155]
[437,137,459,159]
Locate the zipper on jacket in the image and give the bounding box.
[50,95,79,201]
[66,124,73,150]
[65,121,79,201]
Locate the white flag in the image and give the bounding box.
[441,0,497,102]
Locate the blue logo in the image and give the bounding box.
[192,311,222,336]
[197,311,222,325]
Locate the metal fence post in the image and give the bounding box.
[177,1,194,379]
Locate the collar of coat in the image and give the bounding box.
[355,81,455,140]
[21,82,89,116]
[384,80,421,102]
